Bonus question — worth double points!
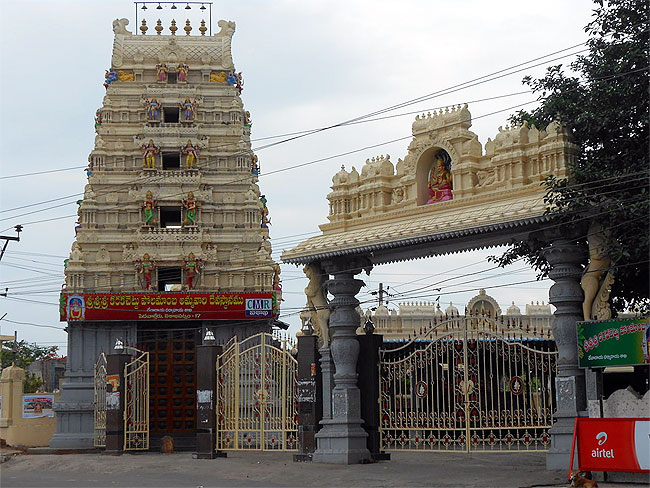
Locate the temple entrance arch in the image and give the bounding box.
[283,105,583,468]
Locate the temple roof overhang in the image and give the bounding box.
[282,190,550,266]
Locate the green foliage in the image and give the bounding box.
[495,0,649,314]
[0,340,60,370]
[1,340,60,393]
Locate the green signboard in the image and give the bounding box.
[577,317,650,368]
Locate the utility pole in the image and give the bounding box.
[0,225,23,262]
[378,283,384,307]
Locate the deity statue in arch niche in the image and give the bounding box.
[143,191,157,226]
[177,63,189,83]
[184,252,203,290]
[427,149,453,204]
[156,63,168,82]
[135,253,156,290]
[181,140,199,169]
[183,191,198,226]
[145,97,162,121]
[142,140,160,169]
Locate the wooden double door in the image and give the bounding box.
[138,328,198,435]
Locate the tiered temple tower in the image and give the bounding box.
[52,16,280,448]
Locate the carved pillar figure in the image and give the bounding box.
[312,258,372,464]
[541,228,587,470]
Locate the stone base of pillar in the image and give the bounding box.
[546,417,577,470]
[546,375,587,470]
[49,381,95,448]
[312,418,370,464]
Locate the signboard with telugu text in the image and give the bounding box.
[60,292,277,322]
[577,318,650,368]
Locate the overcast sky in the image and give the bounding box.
[0,0,596,355]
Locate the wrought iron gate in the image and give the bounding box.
[93,353,107,448]
[124,350,150,450]
[379,315,557,452]
[216,333,298,451]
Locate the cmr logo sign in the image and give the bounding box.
[245,298,273,317]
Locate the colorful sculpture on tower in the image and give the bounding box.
[143,191,156,226]
[135,253,156,290]
[104,69,117,88]
[156,63,168,82]
[177,63,189,83]
[184,252,203,290]
[142,140,160,169]
[183,191,198,226]
[260,194,270,228]
[427,149,453,204]
[181,140,199,168]
[145,97,162,121]
[251,155,260,175]
[94,109,102,131]
[179,98,195,121]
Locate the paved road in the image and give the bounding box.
[0,451,642,487]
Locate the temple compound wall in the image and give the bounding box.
[51,17,280,449]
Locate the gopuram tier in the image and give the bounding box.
[52,16,280,449]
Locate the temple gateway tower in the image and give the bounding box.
[51,15,280,449]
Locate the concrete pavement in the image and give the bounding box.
[0,450,645,487]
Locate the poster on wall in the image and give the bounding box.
[23,395,55,418]
[577,318,650,368]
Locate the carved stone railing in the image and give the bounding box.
[137,227,202,242]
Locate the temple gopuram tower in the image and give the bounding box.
[52,14,280,449]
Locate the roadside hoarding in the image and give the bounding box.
[576,317,650,368]
[573,418,650,473]
[59,292,277,321]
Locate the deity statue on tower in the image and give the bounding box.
[135,253,156,290]
[183,191,198,226]
[251,154,260,175]
[179,98,195,121]
[426,149,453,204]
[143,191,157,226]
[145,98,162,121]
[177,63,189,83]
[104,69,117,88]
[260,194,270,228]
[142,140,160,169]
[181,140,199,168]
[156,63,168,82]
[243,111,252,127]
[184,252,203,290]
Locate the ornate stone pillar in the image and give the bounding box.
[542,228,587,470]
[312,258,372,464]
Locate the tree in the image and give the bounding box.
[494,0,649,315]
[1,340,61,393]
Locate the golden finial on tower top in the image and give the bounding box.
[199,20,207,36]
[140,19,148,35]
[184,19,192,36]
[170,19,178,35]
[155,19,163,35]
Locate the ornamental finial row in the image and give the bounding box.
[139,18,208,36]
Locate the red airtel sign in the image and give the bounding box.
[571,418,650,474]
[59,292,277,321]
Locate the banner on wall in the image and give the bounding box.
[59,292,277,322]
[577,318,650,368]
[573,418,650,473]
[23,395,55,418]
